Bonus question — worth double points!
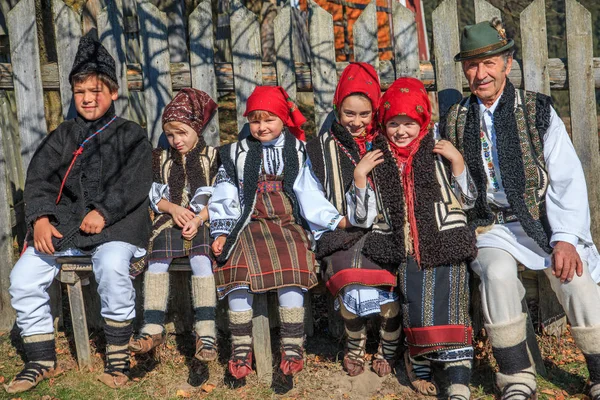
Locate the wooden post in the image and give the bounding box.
[473,0,500,23]
[566,0,600,241]
[98,0,131,118]
[431,0,462,115]
[0,102,15,331]
[229,0,262,134]
[520,0,550,95]
[253,294,273,386]
[82,0,105,35]
[122,0,146,127]
[7,0,47,170]
[189,0,220,147]
[353,0,378,69]
[138,0,172,146]
[52,0,81,120]
[274,2,297,100]
[390,1,419,79]
[308,0,336,135]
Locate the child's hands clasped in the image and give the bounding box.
[33,216,63,254]
[354,149,384,189]
[212,235,226,256]
[433,140,465,176]
[182,216,202,240]
[80,209,106,234]
[170,204,196,228]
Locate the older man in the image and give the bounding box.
[440,18,600,400]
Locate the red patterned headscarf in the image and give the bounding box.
[244,86,306,141]
[333,62,381,156]
[162,88,217,136]
[377,77,432,266]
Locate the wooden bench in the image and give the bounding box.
[55,256,314,385]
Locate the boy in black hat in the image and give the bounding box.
[4,32,152,393]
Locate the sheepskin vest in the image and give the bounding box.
[441,80,553,253]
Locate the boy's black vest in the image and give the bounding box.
[440,80,553,253]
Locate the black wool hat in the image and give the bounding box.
[69,29,118,87]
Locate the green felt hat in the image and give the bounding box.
[454,19,514,62]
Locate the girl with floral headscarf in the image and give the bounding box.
[306,62,403,378]
[128,88,220,362]
[362,77,478,398]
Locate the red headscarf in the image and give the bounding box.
[162,88,217,136]
[333,62,381,156]
[377,77,432,265]
[244,86,307,141]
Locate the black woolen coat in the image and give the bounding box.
[24,104,153,251]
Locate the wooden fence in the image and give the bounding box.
[0,0,598,334]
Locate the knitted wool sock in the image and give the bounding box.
[444,359,472,400]
[23,333,56,369]
[571,325,600,400]
[191,275,217,351]
[141,272,169,336]
[375,301,401,362]
[340,303,367,366]
[104,319,133,376]
[279,306,305,358]
[229,309,253,359]
[486,313,536,400]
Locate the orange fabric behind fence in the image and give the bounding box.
[299,0,393,61]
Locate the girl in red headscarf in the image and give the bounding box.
[306,62,402,378]
[364,77,478,398]
[128,88,220,362]
[209,86,349,379]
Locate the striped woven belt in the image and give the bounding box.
[257,180,283,193]
[490,206,519,224]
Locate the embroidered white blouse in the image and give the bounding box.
[149,182,213,214]
[208,134,344,241]
[458,95,600,281]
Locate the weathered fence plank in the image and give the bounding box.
[308,0,336,134]
[474,0,500,23]
[98,0,130,118]
[52,0,80,120]
[83,0,105,35]
[566,0,600,241]
[353,0,379,69]
[274,2,297,99]
[391,1,419,78]
[189,0,220,147]
[7,0,47,170]
[0,105,15,331]
[138,0,172,145]
[230,0,262,133]
[122,0,146,127]
[252,294,273,386]
[432,0,462,115]
[520,0,549,95]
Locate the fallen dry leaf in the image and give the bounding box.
[176,389,191,398]
[541,389,556,395]
[201,383,216,393]
[0,376,4,384]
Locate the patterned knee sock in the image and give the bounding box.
[571,325,600,400]
[229,309,253,360]
[191,275,217,351]
[141,272,169,335]
[23,334,56,369]
[340,304,367,363]
[279,306,305,358]
[104,319,133,376]
[486,313,536,400]
[376,301,401,362]
[444,359,472,400]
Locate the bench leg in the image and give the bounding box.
[523,298,547,378]
[253,294,273,385]
[304,293,314,337]
[67,276,92,370]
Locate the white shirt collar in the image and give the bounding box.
[477,93,502,115]
[261,132,285,147]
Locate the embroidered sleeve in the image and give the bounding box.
[451,165,478,209]
[148,182,170,214]
[189,186,214,213]
[345,180,377,228]
[209,165,241,238]
[293,157,343,240]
